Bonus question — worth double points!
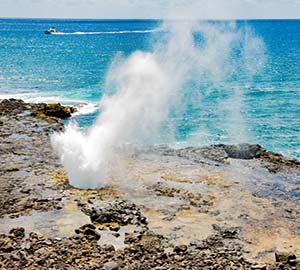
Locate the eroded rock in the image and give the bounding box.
[81,200,147,226]
[37,103,75,119]
[275,251,296,263]
[75,224,101,241]
[9,227,25,239]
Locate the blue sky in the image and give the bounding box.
[0,0,299,19]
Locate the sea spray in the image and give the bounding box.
[52,52,173,188]
[182,22,265,145]
[52,21,265,189]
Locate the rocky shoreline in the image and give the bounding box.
[1,98,300,269]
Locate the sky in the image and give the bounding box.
[0,0,299,19]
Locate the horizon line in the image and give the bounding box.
[1,17,300,21]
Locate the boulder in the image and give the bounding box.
[275,251,296,263]
[174,245,188,254]
[103,261,119,270]
[218,144,262,159]
[81,200,147,226]
[75,224,101,241]
[212,224,240,239]
[9,227,25,238]
[109,224,120,232]
[39,103,75,119]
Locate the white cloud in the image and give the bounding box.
[0,0,299,19]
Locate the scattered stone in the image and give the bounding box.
[212,224,240,239]
[109,224,120,232]
[209,210,220,216]
[75,224,101,241]
[275,251,296,263]
[190,240,208,250]
[9,227,25,238]
[0,240,14,252]
[174,245,188,254]
[124,231,142,245]
[0,229,296,270]
[289,259,297,266]
[103,261,119,270]
[251,264,267,270]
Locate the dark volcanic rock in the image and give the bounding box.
[159,143,300,175]
[9,227,25,239]
[162,143,263,164]
[109,224,121,232]
[38,103,75,119]
[258,148,300,172]
[212,224,240,239]
[75,224,101,241]
[176,146,229,164]
[218,143,262,159]
[275,251,296,263]
[174,244,188,254]
[0,98,74,120]
[81,200,147,226]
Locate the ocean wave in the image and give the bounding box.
[52,29,160,35]
[0,93,79,104]
[72,102,99,116]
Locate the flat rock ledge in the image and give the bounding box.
[0,98,74,218]
[1,99,300,270]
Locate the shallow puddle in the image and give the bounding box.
[15,170,29,178]
[0,202,89,238]
[12,155,26,162]
[0,201,140,250]
[8,133,29,140]
[144,208,214,245]
[97,225,138,249]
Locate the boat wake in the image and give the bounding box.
[52,29,159,35]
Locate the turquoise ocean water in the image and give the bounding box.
[0,19,299,158]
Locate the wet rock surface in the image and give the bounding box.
[0,99,72,219]
[1,99,300,269]
[157,143,300,169]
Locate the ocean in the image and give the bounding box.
[0,19,299,159]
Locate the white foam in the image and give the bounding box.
[1,93,70,104]
[53,29,160,36]
[0,92,98,116]
[73,103,99,116]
